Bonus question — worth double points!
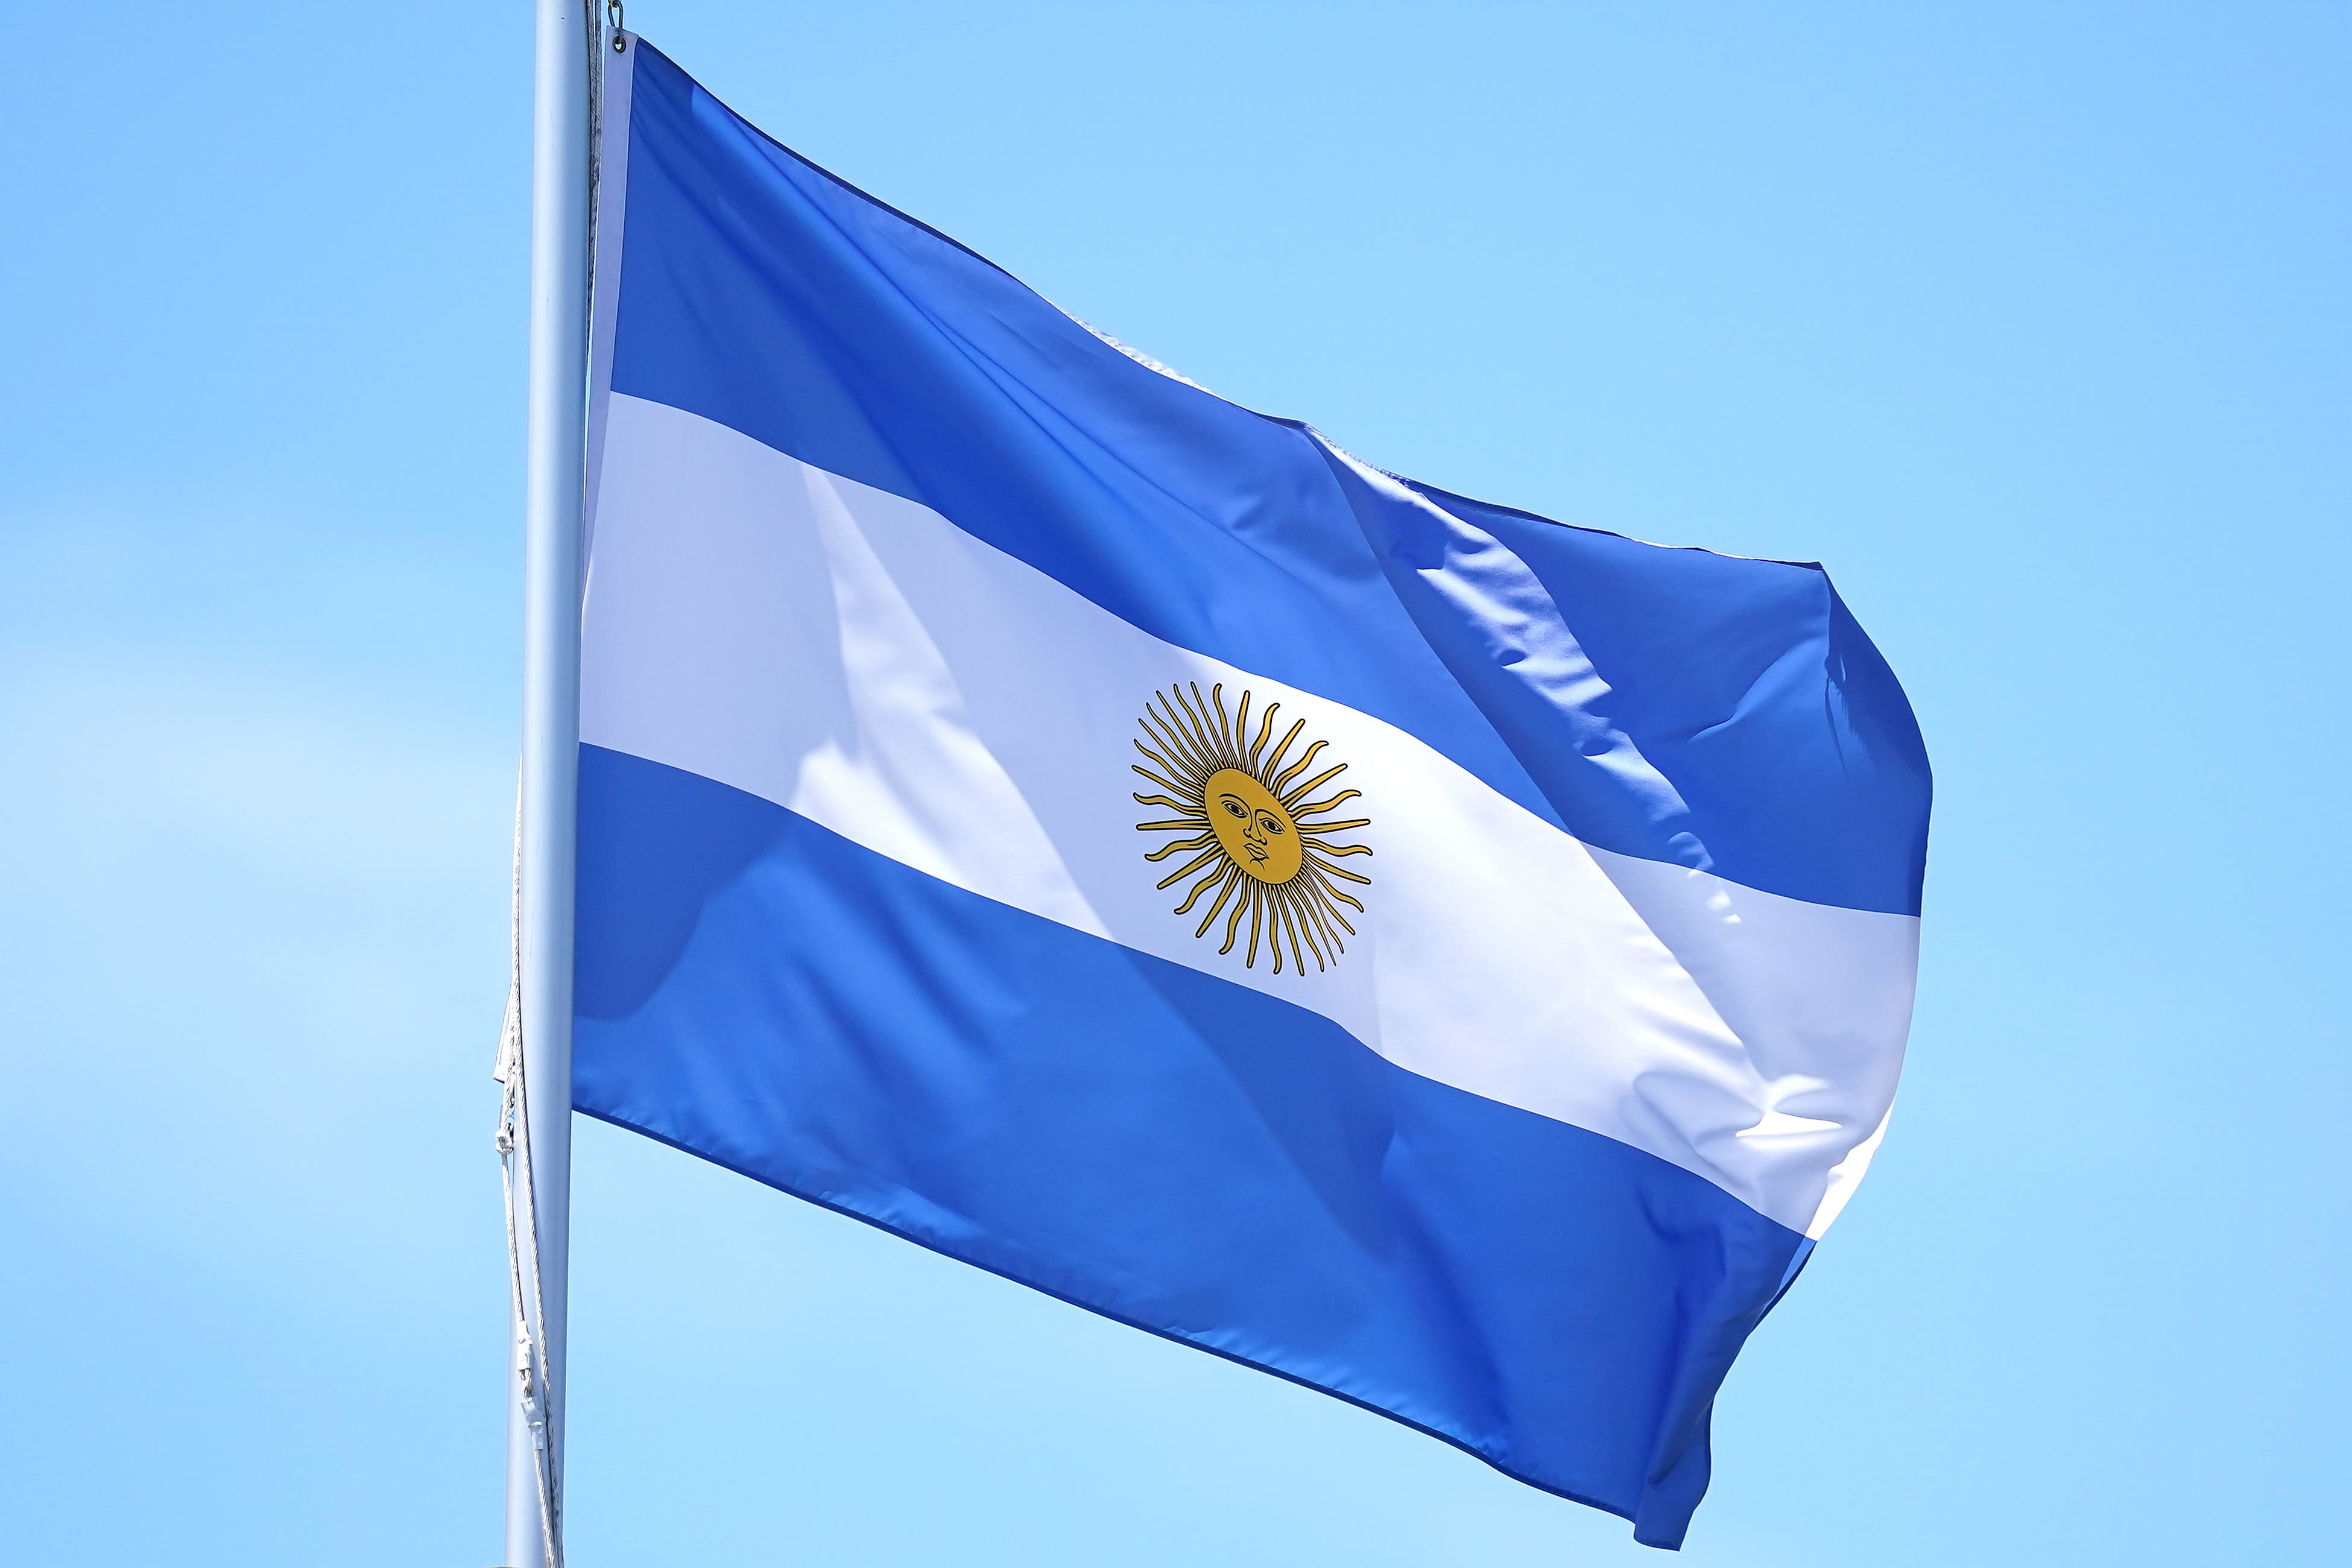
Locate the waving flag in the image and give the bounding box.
[574,39,1929,1548]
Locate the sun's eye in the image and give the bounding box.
[1221,797,1247,818]
[1258,812,1286,835]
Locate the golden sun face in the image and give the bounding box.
[1133,683,1372,975]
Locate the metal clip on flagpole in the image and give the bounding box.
[503,2,595,1565]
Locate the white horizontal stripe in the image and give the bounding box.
[582,394,1915,1236]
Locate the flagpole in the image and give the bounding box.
[507,1,593,1564]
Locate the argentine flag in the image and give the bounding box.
[575,40,1929,1548]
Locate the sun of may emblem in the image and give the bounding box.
[1132,683,1373,975]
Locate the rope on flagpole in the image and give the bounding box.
[587,7,614,337]
[496,787,563,1568]
[506,4,601,1558]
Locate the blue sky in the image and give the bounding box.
[4,2,2345,1563]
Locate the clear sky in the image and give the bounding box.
[4,3,2345,1563]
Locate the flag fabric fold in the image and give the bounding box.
[573,38,1929,1548]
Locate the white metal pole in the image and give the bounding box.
[508,1,592,1564]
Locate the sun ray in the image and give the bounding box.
[1244,882,1264,969]
[1143,691,1192,741]
[1301,873,1359,929]
[1290,788,1361,818]
[1131,793,1197,814]
[1307,884,1364,931]
[1209,683,1242,764]
[1172,861,1230,915]
[1189,682,1220,754]
[1306,851,1373,887]
[1165,685,1207,757]
[1297,887,1343,957]
[1131,737,1185,776]
[1271,739,1326,795]
[1289,907,1326,968]
[1314,877,1365,916]
[1282,762,1348,810]
[1155,844,1225,888]
[1247,701,1279,770]
[1286,894,1324,970]
[1179,683,1229,767]
[1133,737,1203,793]
[1285,898,1311,974]
[1262,716,1306,779]
[1131,763,1195,800]
[1292,887,1329,949]
[1219,881,1250,954]
[1155,730,1217,791]
[1137,818,1209,835]
[1144,701,1217,779]
[1132,734,1190,785]
[1193,866,1244,937]
[1144,835,1214,864]
[1236,691,1263,770]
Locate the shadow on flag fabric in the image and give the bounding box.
[572,37,1930,1550]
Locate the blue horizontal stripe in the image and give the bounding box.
[1341,469,1932,914]
[609,43,1930,913]
[574,744,1807,1546]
